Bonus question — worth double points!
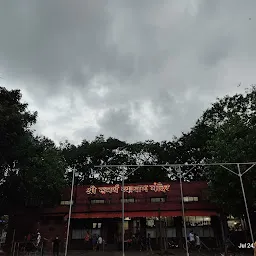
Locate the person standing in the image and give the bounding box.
[146,233,153,254]
[139,235,146,251]
[27,233,31,242]
[52,236,60,256]
[41,237,50,256]
[84,231,90,250]
[188,230,195,246]
[195,233,201,249]
[92,234,97,251]
[36,232,41,247]
[84,231,90,243]
[97,235,103,251]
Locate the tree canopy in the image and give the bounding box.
[175,85,256,217]
[0,87,37,176]
[203,87,256,217]
[0,87,67,214]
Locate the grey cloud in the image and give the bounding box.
[97,106,141,142]
[69,126,100,145]
[1,0,256,144]
[200,34,234,67]
[0,1,120,90]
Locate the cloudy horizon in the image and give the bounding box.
[0,0,255,145]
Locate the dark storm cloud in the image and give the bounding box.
[98,106,141,141]
[0,0,256,144]
[0,1,134,91]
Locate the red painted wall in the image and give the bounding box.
[43,181,217,216]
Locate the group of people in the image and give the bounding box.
[188,230,201,248]
[84,231,104,251]
[24,231,41,246]
[24,231,60,256]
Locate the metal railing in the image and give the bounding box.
[11,241,43,256]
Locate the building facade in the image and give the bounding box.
[7,181,228,250]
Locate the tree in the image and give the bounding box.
[197,86,256,217]
[0,87,66,213]
[61,136,131,184]
[61,134,210,185]
[206,114,256,217]
[0,87,37,182]
[126,140,170,182]
[61,137,176,184]
[162,85,256,219]
[1,134,67,211]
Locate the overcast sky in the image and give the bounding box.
[0,0,255,145]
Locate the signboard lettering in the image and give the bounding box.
[86,182,170,195]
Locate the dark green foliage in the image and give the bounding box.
[198,86,256,217]
[0,87,66,213]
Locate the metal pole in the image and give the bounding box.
[95,162,256,168]
[178,166,189,256]
[64,168,76,256]
[158,208,163,254]
[11,229,15,256]
[219,213,228,256]
[12,242,16,256]
[40,241,43,256]
[237,164,254,244]
[122,170,125,256]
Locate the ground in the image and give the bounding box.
[2,248,252,256]
[43,249,252,256]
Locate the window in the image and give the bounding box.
[72,229,87,240]
[150,197,166,203]
[121,198,135,203]
[132,220,140,233]
[165,217,175,227]
[60,200,73,205]
[146,217,156,227]
[90,199,105,204]
[183,196,198,202]
[93,223,102,229]
[182,227,214,237]
[146,217,174,228]
[184,216,211,226]
[117,221,129,233]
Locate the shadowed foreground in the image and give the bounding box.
[40,249,253,256]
